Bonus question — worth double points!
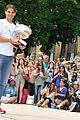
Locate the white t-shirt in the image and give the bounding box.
[0,19,16,56]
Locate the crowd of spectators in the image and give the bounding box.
[1,53,80,112]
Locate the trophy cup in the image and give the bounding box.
[14,22,32,49]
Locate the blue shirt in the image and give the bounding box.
[4,85,18,97]
[56,87,68,101]
[54,75,62,87]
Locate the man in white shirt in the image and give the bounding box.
[0,4,20,113]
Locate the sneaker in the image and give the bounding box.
[69,102,77,112]
[56,105,61,109]
[0,107,6,114]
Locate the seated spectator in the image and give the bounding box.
[56,81,80,111]
[69,81,80,112]
[36,84,50,107]
[54,78,68,107]
[55,87,72,110]
[37,83,56,108]
[1,78,18,104]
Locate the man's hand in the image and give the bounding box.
[10,37,20,45]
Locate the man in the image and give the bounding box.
[0,4,20,113]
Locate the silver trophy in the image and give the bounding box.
[14,22,32,49]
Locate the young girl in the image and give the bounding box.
[1,78,18,104]
[15,58,25,103]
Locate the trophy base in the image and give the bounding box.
[13,39,27,50]
[19,39,27,46]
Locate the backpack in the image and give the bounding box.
[69,101,80,112]
[73,102,80,112]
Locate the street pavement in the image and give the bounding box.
[0,103,80,120]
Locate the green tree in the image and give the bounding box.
[0,0,80,55]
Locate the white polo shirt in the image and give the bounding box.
[0,19,16,56]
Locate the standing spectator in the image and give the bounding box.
[65,62,74,85]
[60,65,68,79]
[44,61,54,87]
[15,58,25,103]
[77,70,80,90]
[35,62,45,103]
[52,66,63,88]
[23,60,37,104]
[43,54,49,73]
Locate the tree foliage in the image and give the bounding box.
[0,0,80,54]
